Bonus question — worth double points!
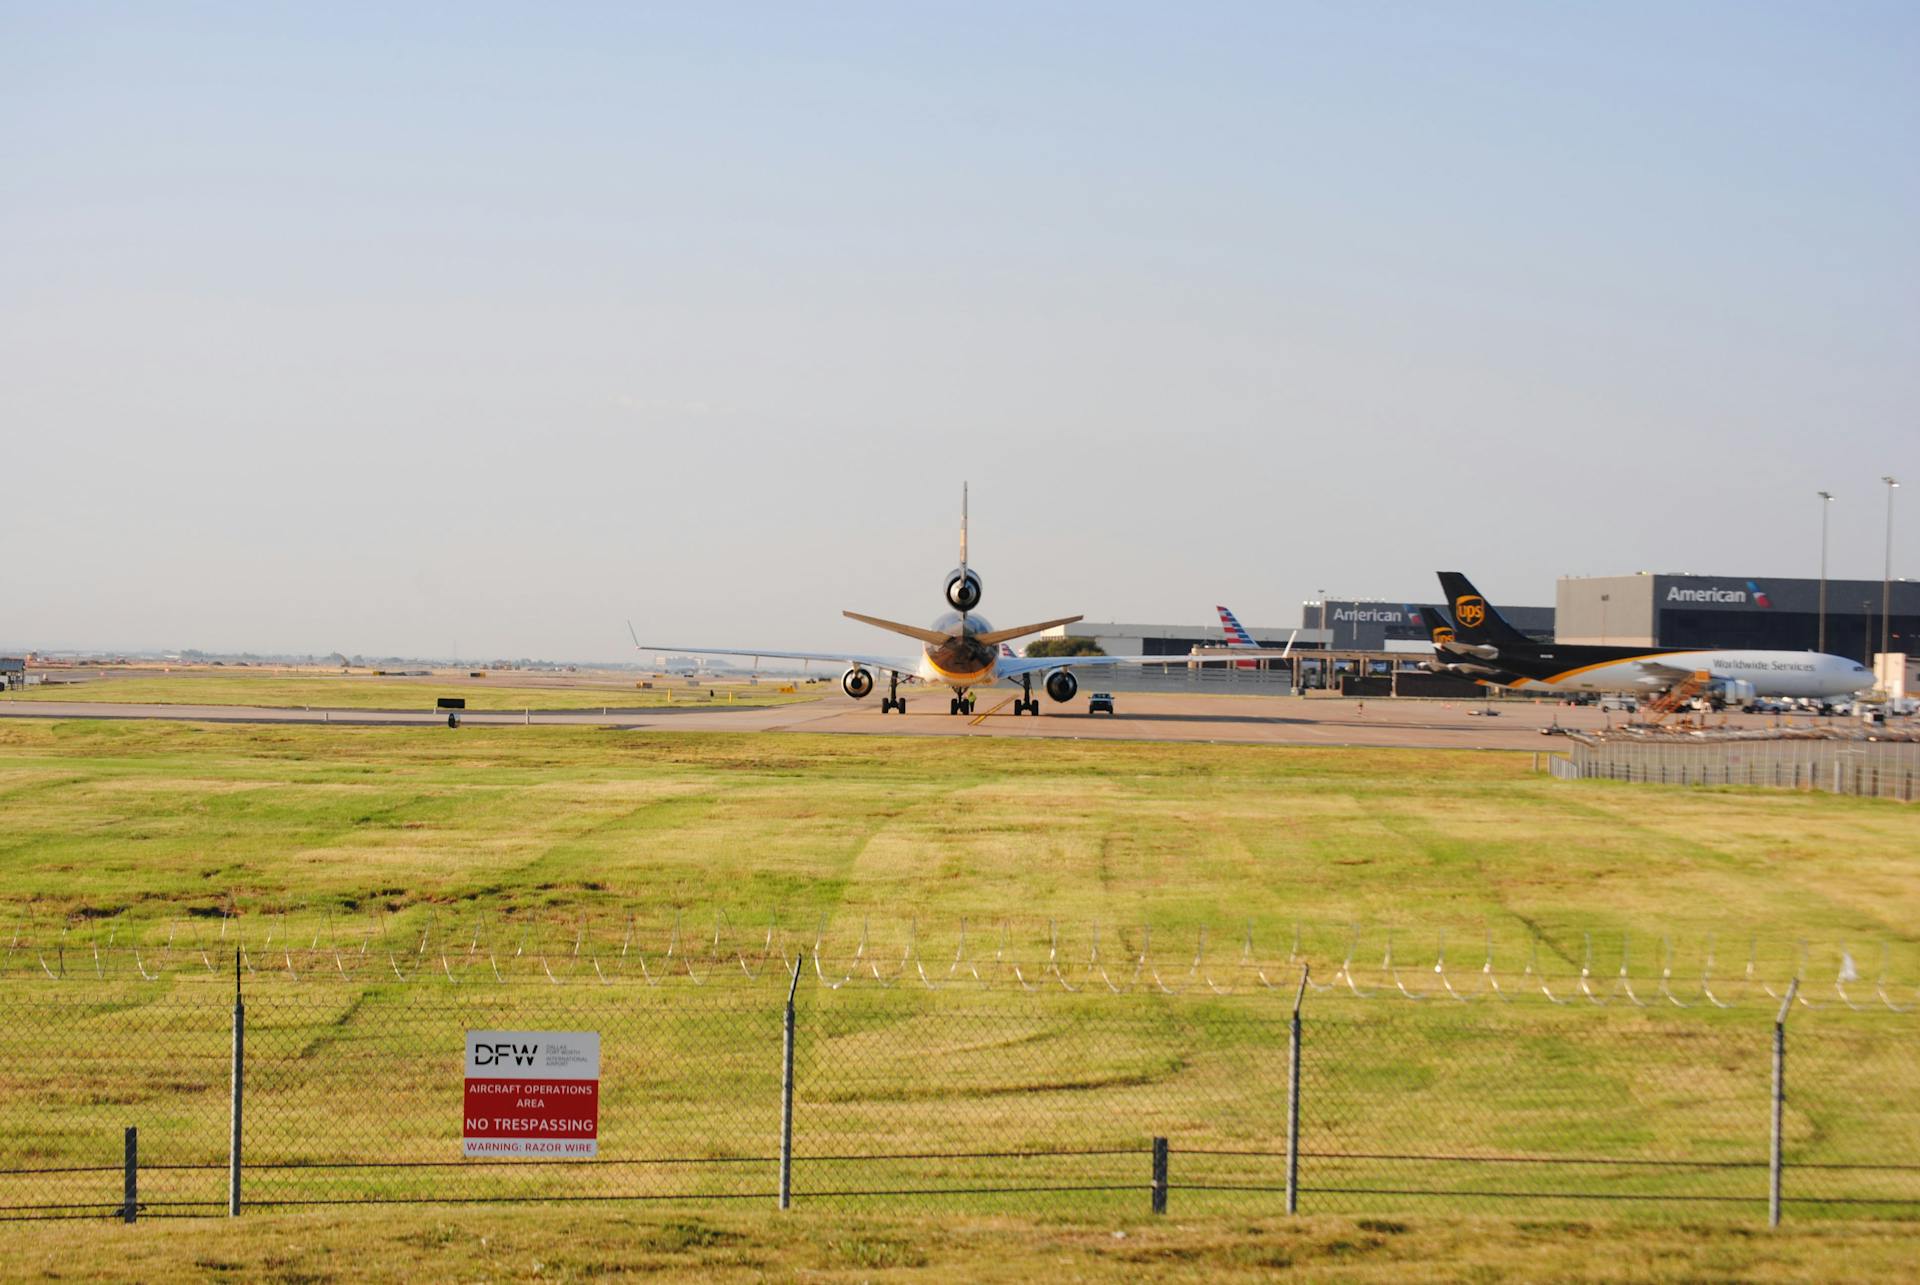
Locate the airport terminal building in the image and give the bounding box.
[1557,573,1918,659]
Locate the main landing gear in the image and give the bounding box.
[880,673,906,714]
[948,691,976,716]
[1011,674,1040,716]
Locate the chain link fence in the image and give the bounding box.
[3,968,1915,1223]
[1552,736,1920,800]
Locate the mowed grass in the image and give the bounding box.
[0,719,1915,976]
[5,672,819,711]
[2,721,1917,1276]
[5,1207,1919,1282]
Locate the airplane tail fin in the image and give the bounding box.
[1215,605,1257,648]
[1435,573,1533,648]
[1415,605,1457,649]
[958,482,969,580]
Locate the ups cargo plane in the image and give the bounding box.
[1434,573,1873,703]
[1416,605,1527,687]
[635,487,1193,716]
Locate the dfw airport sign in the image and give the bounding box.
[464,1030,600,1157]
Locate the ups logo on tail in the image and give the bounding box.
[1454,596,1486,629]
[1431,625,1456,646]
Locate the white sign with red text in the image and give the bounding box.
[463,1030,600,1157]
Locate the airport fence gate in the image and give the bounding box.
[2,970,1916,1222]
[1551,738,1920,801]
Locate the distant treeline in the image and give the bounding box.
[1023,637,1106,658]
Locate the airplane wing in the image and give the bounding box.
[636,644,922,677]
[1629,660,1706,689]
[996,653,1196,678]
[630,625,920,677]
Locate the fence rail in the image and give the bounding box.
[1552,737,1920,800]
[2,964,1915,1225]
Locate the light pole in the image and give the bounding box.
[1316,590,1329,691]
[1883,477,1900,667]
[1817,491,1833,653]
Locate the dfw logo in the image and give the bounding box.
[464,1030,601,1158]
[472,1042,539,1067]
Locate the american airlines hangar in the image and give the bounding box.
[1301,600,1553,651]
[1557,574,1917,659]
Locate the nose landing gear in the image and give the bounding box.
[948,692,976,716]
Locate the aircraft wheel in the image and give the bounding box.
[949,698,960,715]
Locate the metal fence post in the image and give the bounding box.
[1770,978,1798,1227]
[122,1126,137,1224]
[1150,1137,1168,1214]
[229,949,244,1217]
[778,955,800,1209]
[1285,964,1309,1214]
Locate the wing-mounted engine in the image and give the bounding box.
[842,667,875,699]
[945,567,983,612]
[1427,660,1502,677]
[1044,669,1078,703]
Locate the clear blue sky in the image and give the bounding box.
[3,3,1915,658]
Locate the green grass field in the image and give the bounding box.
[0,720,1914,978]
[1,720,1915,1277]
[6,672,820,711]
[5,1207,1920,1282]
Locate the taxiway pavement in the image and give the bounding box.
[0,691,1817,751]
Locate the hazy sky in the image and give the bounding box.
[4,3,1915,659]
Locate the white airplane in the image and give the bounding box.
[635,487,1193,716]
[1215,604,1293,670]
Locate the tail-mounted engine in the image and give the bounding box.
[1044,669,1078,703]
[842,667,875,699]
[945,567,983,613]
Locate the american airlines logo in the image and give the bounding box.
[1665,582,1772,607]
[1332,606,1409,624]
